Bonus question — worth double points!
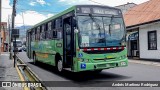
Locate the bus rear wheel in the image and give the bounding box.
[56,60,63,72]
[33,54,37,64]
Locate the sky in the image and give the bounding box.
[2,0,149,27]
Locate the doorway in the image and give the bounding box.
[130,40,139,57]
[63,17,74,68]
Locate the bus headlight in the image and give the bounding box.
[80,59,89,62]
[120,62,126,66]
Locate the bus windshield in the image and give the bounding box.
[78,15,125,47]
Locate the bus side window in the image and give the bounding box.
[37,26,40,40]
[42,24,46,40]
[54,18,61,39]
[48,21,52,39]
[45,23,48,40]
[35,28,37,40]
[53,30,57,38]
[55,18,62,28]
[58,18,62,39]
[30,31,32,41]
[52,20,56,39]
[40,26,43,40]
[32,30,35,41]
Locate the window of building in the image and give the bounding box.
[148,31,157,50]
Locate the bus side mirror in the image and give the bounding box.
[74,29,79,33]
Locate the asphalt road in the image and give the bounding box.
[17,52,160,90]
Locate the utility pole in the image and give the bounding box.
[8,15,11,53]
[10,0,17,60]
[0,0,2,55]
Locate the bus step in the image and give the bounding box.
[63,68,72,71]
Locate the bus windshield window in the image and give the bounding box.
[78,16,125,47]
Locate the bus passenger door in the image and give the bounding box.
[63,16,74,69]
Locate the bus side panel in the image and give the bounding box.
[54,39,63,59]
[27,32,32,59]
[46,40,57,66]
[34,40,57,66]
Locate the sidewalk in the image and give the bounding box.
[129,59,160,67]
[0,52,22,90]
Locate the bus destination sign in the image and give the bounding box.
[93,8,119,15]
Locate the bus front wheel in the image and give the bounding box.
[56,60,63,72]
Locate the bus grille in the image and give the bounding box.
[97,64,106,67]
[83,49,123,54]
[94,58,115,60]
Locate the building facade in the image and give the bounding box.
[124,0,160,60]
[1,22,8,52]
[139,22,160,59]
[115,2,137,14]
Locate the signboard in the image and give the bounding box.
[12,29,19,38]
[76,6,121,15]
[128,32,138,41]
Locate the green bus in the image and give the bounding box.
[26,5,128,73]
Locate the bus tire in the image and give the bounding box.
[33,53,37,65]
[56,59,63,72]
[93,70,102,73]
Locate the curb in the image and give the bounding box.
[128,60,160,67]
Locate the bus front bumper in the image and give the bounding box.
[77,58,128,72]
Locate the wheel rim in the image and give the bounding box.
[57,60,63,72]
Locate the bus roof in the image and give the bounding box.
[27,5,120,32]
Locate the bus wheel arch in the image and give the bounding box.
[55,53,63,72]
